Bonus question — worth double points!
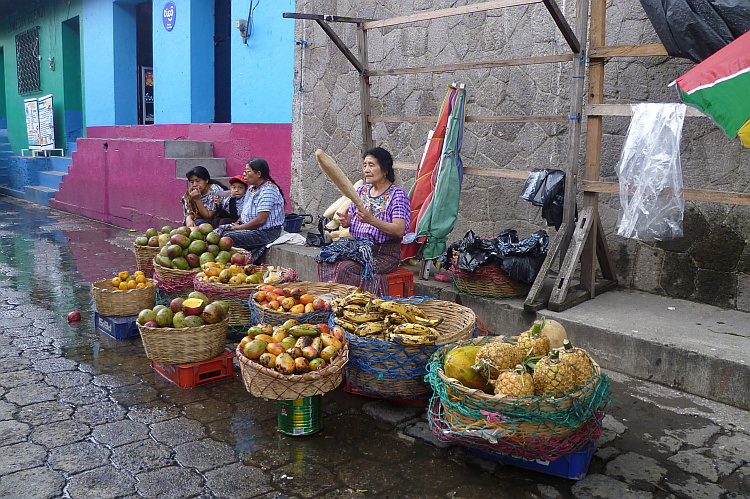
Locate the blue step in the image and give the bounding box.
[49,156,72,174]
[0,174,8,185]
[0,150,12,161]
[25,185,56,205]
[0,185,25,198]
[39,170,65,190]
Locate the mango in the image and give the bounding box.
[201,303,225,324]
[309,358,326,370]
[443,345,494,394]
[275,353,295,374]
[183,315,205,328]
[155,308,174,327]
[258,352,277,369]
[244,339,268,359]
[320,345,338,362]
[266,342,286,356]
[294,357,311,374]
[172,312,187,328]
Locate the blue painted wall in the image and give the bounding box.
[231,0,295,124]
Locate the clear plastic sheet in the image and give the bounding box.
[616,103,687,242]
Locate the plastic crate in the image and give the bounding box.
[468,442,595,480]
[94,312,140,340]
[386,266,414,298]
[151,349,236,388]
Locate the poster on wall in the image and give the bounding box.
[24,97,40,149]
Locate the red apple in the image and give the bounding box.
[67,311,81,322]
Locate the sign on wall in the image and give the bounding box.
[24,94,55,150]
[163,2,176,31]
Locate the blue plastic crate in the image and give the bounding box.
[468,442,595,480]
[95,312,140,340]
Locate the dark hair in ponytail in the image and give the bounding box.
[186,165,228,190]
[246,157,286,205]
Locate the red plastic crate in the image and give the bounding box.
[151,349,235,388]
[387,266,414,298]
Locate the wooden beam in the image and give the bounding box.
[589,44,668,58]
[367,54,574,77]
[283,13,374,23]
[370,115,570,123]
[549,205,594,308]
[587,103,706,117]
[525,221,569,311]
[541,0,579,53]
[363,0,542,30]
[395,162,532,180]
[582,180,750,206]
[314,19,364,74]
[357,24,374,151]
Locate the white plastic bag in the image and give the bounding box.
[616,103,686,242]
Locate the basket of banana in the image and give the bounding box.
[425,331,611,461]
[329,290,476,402]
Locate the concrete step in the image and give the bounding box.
[0,185,24,198]
[164,140,214,159]
[24,185,56,206]
[39,170,65,190]
[49,156,72,174]
[174,157,226,179]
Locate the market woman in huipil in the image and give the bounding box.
[317,147,410,295]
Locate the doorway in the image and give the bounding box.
[214,0,231,123]
[62,17,82,150]
[136,1,153,124]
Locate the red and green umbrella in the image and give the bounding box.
[673,29,750,147]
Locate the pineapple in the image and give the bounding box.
[493,364,535,397]
[517,321,551,358]
[472,341,524,380]
[558,339,595,387]
[532,350,577,397]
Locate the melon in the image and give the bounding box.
[539,318,567,349]
[443,345,494,394]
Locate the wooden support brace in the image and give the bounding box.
[524,221,570,312]
[314,19,364,74]
[549,205,594,308]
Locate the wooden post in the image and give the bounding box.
[357,23,374,152]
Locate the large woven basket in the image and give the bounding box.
[451,262,530,299]
[133,243,160,277]
[235,341,349,400]
[137,318,228,364]
[250,281,358,326]
[92,279,157,317]
[152,256,200,293]
[335,297,477,401]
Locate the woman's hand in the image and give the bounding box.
[189,186,202,201]
[336,210,351,228]
[355,206,377,226]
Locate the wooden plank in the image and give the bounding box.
[363,0,542,30]
[582,180,750,206]
[541,0,579,52]
[587,103,706,117]
[367,54,574,77]
[370,115,570,123]
[549,205,594,308]
[315,19,363,74]
[589,44,668,58]
[357,24,374,151]
[596,213,616,281]
[395,162,531,180]
[283,13,374,23]
[525,222,569,312]
[548,279,618,312]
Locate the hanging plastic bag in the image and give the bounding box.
[616,103,686,242]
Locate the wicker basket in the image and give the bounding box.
[236,341,349,400]
[250,281,358,326]
[133,243,160,277]
[92,279,157,317]
[138,318,229,364]
[152,256,200,293]
[449,249,530,299]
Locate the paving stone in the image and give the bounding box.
[334,457,406,495]
[135,466,205,498]
[184,398,235,423]
[606,452,667,484]
[361,400,425,425]
[73,401,127,425]
[92,419,149,447]
[0,419,30,446]
[91,373,139,389]
[663,425,720,448]
[126,403,182,424]
[33,356,79,373]
[0,441,47,475]
[271,461,339,498]
[11,335,53,349]
[602,415,628,434]
[0,399,17,420]
[65,466,136,499]
[203,462,273,499]
[0,466,65,499]
[174,438,238,472]
[0,355,31,373]
[111,439,175,473]
[45,370,93,389]
[16,400,74,425]
[668,447,744,482]
[400,420,452,449]
[31,419,92,448]
[0,317,34,328]
[150,417,206,447]
[49,440,112,474]
[0,369,44,388]
[664,476,728,498]
[110,383,160,406]
[714,433,750,463]
[4,382,58,406]
[57,384,109,406]
[571,474,653,499]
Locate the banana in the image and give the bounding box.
[333,316,359,332]
[353,321,388,337]
[384,313,407,328]
[403,303,428,319]
[389,323,440,336]
[341,292,370,307]
[342,304,368,314]
[343,310,384,324]
[412,315,444,328]
[386,331,439,346]
[366,298,385,312]
[377,301,416,322]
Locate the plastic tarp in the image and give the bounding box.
[639,0,750,62]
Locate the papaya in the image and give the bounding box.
[443,345,494,394]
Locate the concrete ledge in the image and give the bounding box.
[263,232,750,410]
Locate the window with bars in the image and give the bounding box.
[16,26,41,94]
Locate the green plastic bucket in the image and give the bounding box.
[277,395,322,436]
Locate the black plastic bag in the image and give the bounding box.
[305,215,333,247]
[454,230,499,273]
[520,168,570,230]
[498,230,549,284]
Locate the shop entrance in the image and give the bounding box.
[214,0,231,123]
[62,16,83,151]
[136,1,153,124]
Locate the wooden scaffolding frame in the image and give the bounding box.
[285,0,614,311]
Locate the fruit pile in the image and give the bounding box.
[331,289,444,346]
[444,319,596,398]
[252,285,330,314]
[196,262,263,285]
[240,321,345,375]
[137,291,228,328]
[108,270,154,290]
[136,223,241,270]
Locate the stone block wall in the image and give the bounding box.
[290,0,750,311]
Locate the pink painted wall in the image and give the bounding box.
[50,123,292,232]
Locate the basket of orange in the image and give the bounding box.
[92,270,157,316]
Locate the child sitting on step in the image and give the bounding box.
[211,175,248,227]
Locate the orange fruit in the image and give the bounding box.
[112,277,122,288]
[127,280,138,290]
[118,281,129,290]
[145,281,154,287]
[136,282,146,289]
[135,274,147,284]
[118,271,129,280]
[134,270,144,277]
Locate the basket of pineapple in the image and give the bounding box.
[425,318,611,461]
[92,270,157,317]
